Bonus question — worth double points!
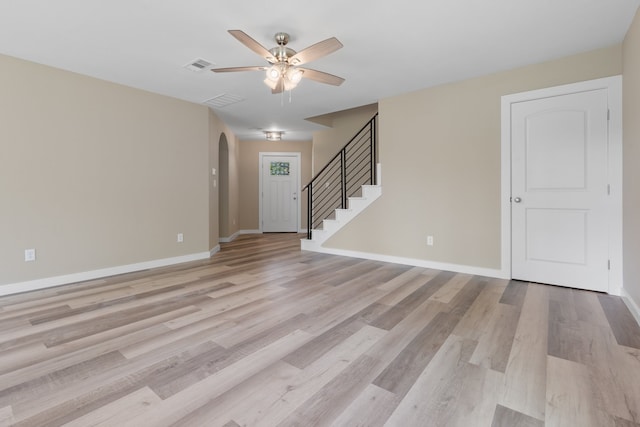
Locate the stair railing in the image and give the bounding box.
[302,113,378,239]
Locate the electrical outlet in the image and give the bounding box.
[427,235,434,246]
[25,248,36,262]
[177,233,184,243]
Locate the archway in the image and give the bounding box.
[218,133,230,240]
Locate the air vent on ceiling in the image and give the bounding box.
[204,94,246,109]
[184,58,213,72]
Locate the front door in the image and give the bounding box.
[261,154,299,232]
[511,89,609,292]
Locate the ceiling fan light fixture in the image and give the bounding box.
[287,68,304,83]
[283,78,299,91]
[266,65,281,81]
[263,78,279,90]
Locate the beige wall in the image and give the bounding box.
[238,140,313,231]
[623,9,640,308]
[311,104,378,172]
[0,54,213,287]
[325,45,623,270]
[226,135,241,238]
[208,111,240,244]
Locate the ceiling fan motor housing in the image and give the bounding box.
[268,33,297,64]
[269,46,296,63]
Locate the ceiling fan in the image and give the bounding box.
[212,30,345,94]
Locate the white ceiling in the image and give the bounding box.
[0,0,638,141]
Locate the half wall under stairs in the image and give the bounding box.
[301,181,381,252]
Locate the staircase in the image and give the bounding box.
[301,114,381,251]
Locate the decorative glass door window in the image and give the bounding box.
[270,162,290,176]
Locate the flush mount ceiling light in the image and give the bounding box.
[212,30,345,94]
[265,131,283,141]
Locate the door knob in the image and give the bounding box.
[513,197,522,203]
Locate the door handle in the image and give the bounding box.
[513,197,522,203]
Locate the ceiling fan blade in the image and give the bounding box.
[272,78,285,94]
[290,37,343,65]
[299,68,345,86]
[228,30,275,62]
[211,66,266,73]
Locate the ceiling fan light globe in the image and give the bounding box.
[266,66,281,81]
[263,78,278,90]
[287,68,304,83]
[283,80,297,91]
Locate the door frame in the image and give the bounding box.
[500,76,623,295]
[259,152,301,233]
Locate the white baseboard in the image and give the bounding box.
[210,245,221,257]
[218,231,240,243]
[0,251,212,297]
[240,229,262,235]
[219,229,262,243]
[302,244,507,280]
[622,288,640,327]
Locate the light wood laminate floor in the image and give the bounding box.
[1,233,639,427]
